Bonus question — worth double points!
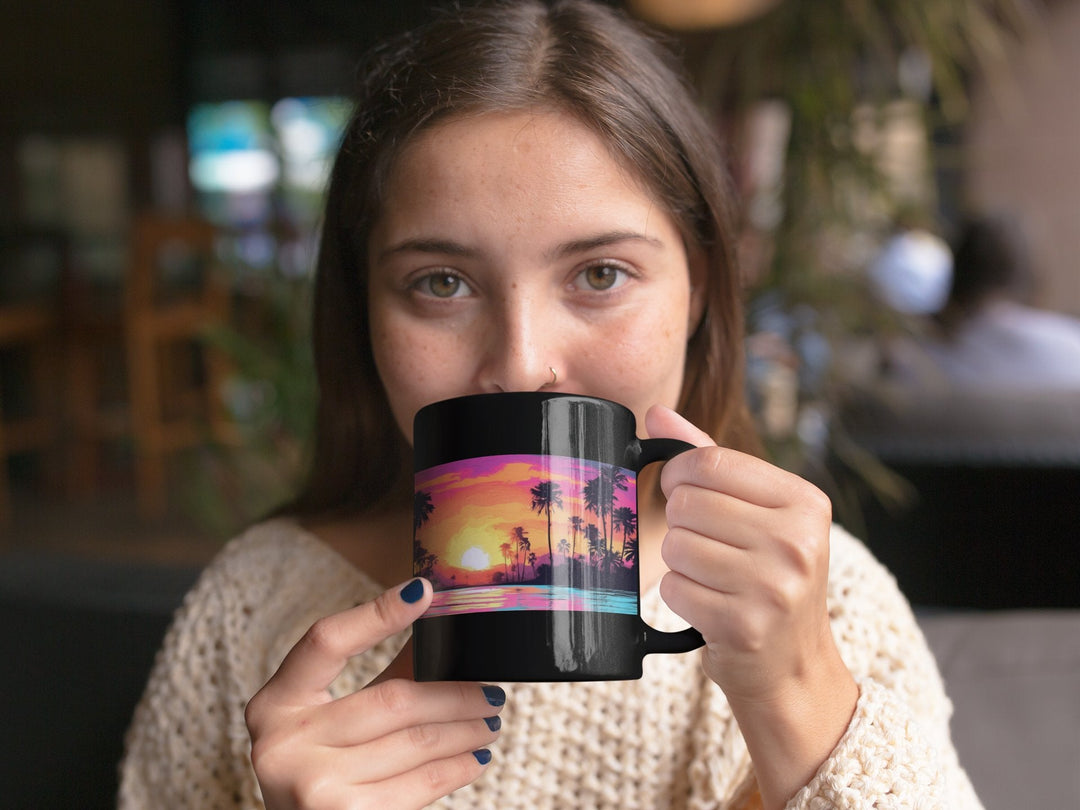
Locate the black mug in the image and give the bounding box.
[412,392,704,682]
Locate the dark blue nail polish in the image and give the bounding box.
[400,579,424,604]
[483,716,501,732]
[472,749,492,766]
[481,685,505,706]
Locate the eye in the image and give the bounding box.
[573,262,631,292]
[413,271,472,299]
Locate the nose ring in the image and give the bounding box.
[547,366,558,387]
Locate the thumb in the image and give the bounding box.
[265,578,432,703]
[645,404,717,449]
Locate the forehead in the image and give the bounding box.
[407,108,648,181]
[377,108,663,225]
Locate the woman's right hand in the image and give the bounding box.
[245,578,504,810]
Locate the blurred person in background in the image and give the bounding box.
[928,213,1080,390]
[842,211,1080,453]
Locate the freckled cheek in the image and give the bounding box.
[371,319,472,438]
[590,312,688,413]
[371,325,435,434]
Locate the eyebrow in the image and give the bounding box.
[546,230,665,260]
[378,230,665,264]
[377,238,477,262]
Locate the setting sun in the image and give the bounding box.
[460,546,491,570]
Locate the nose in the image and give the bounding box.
[476,294,560,393]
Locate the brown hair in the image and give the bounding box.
[287,0,757,519]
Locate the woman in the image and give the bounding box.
[120,2,981,808]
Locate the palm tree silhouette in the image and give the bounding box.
[413,490,436,577]
[414,490,435,531]
[583,467,629,560]
[557,537,571,561]
[414,544,438,579]
[612,506,637,564]
[585,523,602,567]
[500,542,514,581]
[530,480,563,582]
[568,515,584,569]
[511,526,530,582]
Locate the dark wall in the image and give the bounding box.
[832,458,1080,610]
[0,0,436,221]
[0,0,436,136]
[0,0,182,134]
[0,555,202,809]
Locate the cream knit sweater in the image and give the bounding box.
[119,518,982,809]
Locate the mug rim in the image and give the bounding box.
[415,390,633,419]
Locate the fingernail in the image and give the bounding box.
[400,579,424,604]
[483,716,501,732]
[481,685,505,706]
[472,749,493,766]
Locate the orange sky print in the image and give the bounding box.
[414,454,640,617]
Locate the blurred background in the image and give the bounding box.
[2,0,1079,807]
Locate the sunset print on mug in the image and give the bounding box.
[414,453,640,618]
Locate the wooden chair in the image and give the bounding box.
[0,229,68,525]
[66,214,232,518]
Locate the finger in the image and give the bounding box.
[664,443,809,509]
[360,749,495,810]
[319,680,506,747]
[663,516,827,612]
[662,526,754,593]
[266,747,495,810]
[646,407,796,508]
[659,569,738,641]
[663,483,766,550]
[343,715,501,783]
[645,404,716,448]
[264,579,432,704]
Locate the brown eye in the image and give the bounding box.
[421,272,468,298]
[581,264,620,291]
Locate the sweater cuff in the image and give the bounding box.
[784,678,946,810]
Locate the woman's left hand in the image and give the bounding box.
[646,405,858,809]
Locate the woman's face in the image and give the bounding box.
[367,109,706,444]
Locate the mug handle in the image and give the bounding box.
[631,437,706,656]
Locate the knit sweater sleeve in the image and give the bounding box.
[783,526,982,810]
[118,539,269,808]
[117,520,380,810]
